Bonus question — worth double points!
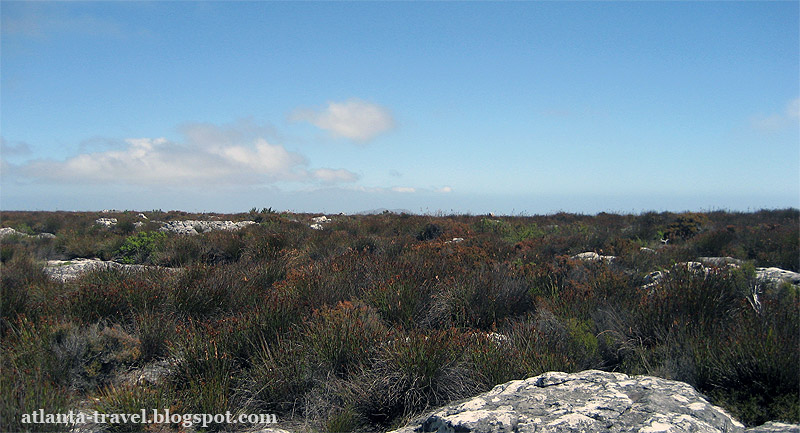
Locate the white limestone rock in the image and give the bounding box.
[746,422,800,433]
[699,256,744,267]
[309,215,333,230]
[95,218,118,228]
[44,258,176,282]
[158,220,256,235]
[0,227,56,239]
[571,251,616,264]
[389,370,757,433]
[755,267,800,287]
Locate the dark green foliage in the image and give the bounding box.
[114,231,167,264]
[663,213,709,241]
[416,223,442,241]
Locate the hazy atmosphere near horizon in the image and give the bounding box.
[1,1,798,215]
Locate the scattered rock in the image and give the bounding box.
[95,218,118,228]
[571,251,616,264]
[684,261,705,271]
[485,332,508,345]
[119,358,178,387]
[309,215,333,230]
[644,270,664,284]
[389,370,772,433]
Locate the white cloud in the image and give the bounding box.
[17,122,357,186]
[293,98,395,142]
[787,98,800,120]
[1,137,32,156]
[2,8,146,40]
[751,98,800,132]
[349,185,451,195]
[313,168,360,183]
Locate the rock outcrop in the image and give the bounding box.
[158,220,256,235]
[389,370,798,433]
[746,422,800,433]
[698,256,745,267]
[571,251,616,264]
[95,218,118,228]
[756,267,800,287]
[44,259,176,282]
[0,227,56,239]
[639,258,799,292]
[310,215,332,230]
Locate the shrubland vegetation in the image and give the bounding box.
[1,208,798,432]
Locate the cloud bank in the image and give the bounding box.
[14,122,358,186]
[293,98,395,142]
[1,137,32,156]
[751,98,800,132]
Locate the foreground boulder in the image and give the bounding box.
[389,370,797,433]
[756,267,800,287]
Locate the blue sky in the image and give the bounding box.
[2,1,798,214]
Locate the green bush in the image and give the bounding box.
[115,231,166,264]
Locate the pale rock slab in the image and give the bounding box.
[388,370,794,433]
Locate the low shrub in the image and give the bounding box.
[0,317,73,433]
[49,322,141,392]
[299,301,389,379]
[133,311,176,362]
[351,328,479,425]
[1,254,49,334]
[241,338,311,414]
[169,321,238,429]
[115,231,167,264]
[92,384,174,433]
[416,223,442,241]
